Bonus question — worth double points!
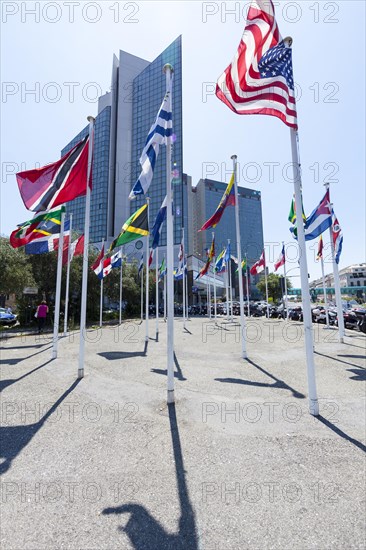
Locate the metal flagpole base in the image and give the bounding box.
[77,369,84,380]
[309,399,319,416]
[167,389,175,404]
[52,350,57,359]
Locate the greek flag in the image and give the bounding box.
[129,82,173,199]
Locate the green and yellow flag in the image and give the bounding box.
[235,258,247,273]
[109,204,149,251]
[288,195,306,224]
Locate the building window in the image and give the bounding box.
[357,281,360,286]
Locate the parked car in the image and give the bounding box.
[335,310,358,330]
[353,308,366,334]
[0,308,17,327]
[311,306,336,325]
[288,307,303,321]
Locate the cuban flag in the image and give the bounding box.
[129,83,172,199]
[302,190,332,241]
[332,212,343,264]
[274,245,285,272]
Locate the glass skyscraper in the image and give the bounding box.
[61,37,183,250]
[190,178,264,264]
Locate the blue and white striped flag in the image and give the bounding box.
[129,82,173,199]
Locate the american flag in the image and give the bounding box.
[216,0,298,129]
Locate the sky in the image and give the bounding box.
[1,0,365,288]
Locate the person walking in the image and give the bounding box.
[35,300,48,334]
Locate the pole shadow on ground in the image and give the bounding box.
[0,379,81,475]
[316,416,366,453]
[215,358,306,399]
[0,358,54,393]
[151,352,187,381]
[0,345,53,366]
[98,342,148,361]
[102,403,198,550]
[0,343,50,351]
[315,351,365,370]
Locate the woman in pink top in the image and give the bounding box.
[36,301,48,334]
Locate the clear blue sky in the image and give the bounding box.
[1,1,365,287]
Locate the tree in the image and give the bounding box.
[256,273,292,302]
[0,237,35,297]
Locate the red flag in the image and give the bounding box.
[274,246,285,272]
[216,0,297,129]
[91,245,104,272]
[316,235,323,261]
[62,234,84,266]
[16,136,91,212]
[250,250,266,275]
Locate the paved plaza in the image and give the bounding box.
[0,317,365,549]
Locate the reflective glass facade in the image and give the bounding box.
[131,37,183,247]
[61,106,111,243]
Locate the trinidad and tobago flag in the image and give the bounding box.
[16,136,91,212]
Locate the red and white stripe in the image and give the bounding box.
[250,249,266,275]
[216,0,297,129]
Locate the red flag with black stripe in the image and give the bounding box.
[16,136,91,212]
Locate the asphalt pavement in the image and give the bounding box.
[1,316,365,549]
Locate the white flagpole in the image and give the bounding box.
[163,64,175,404]
[231,155,247,358]
[185,267,189,321]
[164,258,167,321]
[290,126,319,415]
[145,199,150,342]
[51,211,65,359]
[327,196,345,342]
[182,228,186,329]
[155,247,159,335]
[283,242,289,320]
[100,278,103,327]
[99,238,105,328]
[208,268,212,319]
[213,263,217,321]
[245,253,250,317]
[63,213,73,336]
[213,232,217,320]
[225,243,229,321]
[78,116,94,379]
[119,246,123,325]
[320,254,330,328]
[264,258,270,318]
[140,262,144,323]
[229,255,233,321]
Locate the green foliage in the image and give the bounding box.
[0,237,159,324]
[0,237,35,297]
[256,273,293,302]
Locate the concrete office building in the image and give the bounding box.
[62,37,183,253]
